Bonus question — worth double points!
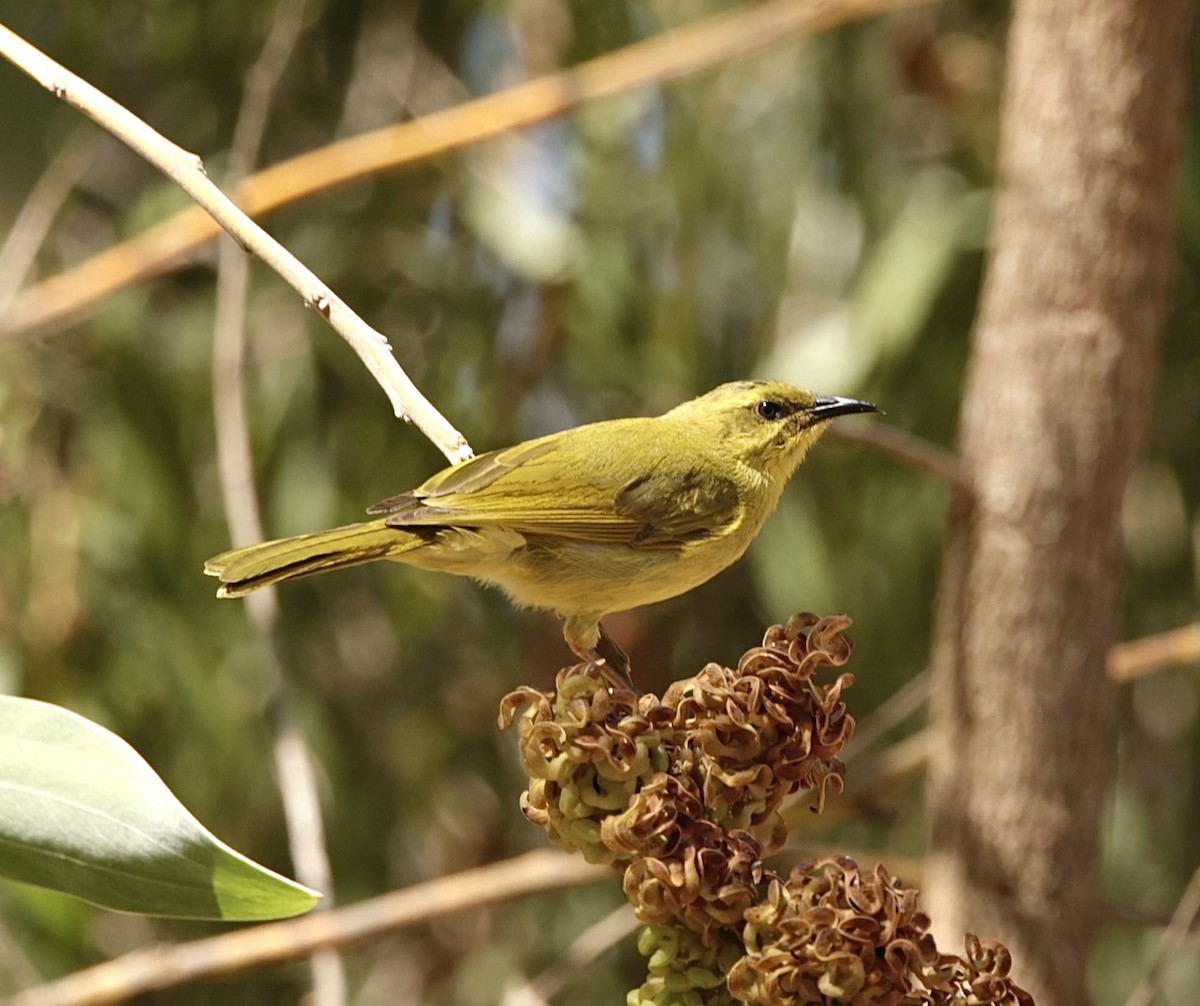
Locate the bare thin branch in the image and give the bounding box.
[266,719,344,1003]
[1108,623,1200,682]
[828,423,971,495]
[842,669,930,765]
[1,0,942,339]
[9,850,607,1006]
[0,130,99,313]
[0,21,471,463]
[1123,863,1200,1006]
[501,904,638,1006]
[210,2,345,1004]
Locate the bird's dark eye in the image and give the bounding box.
[755,400,785,421]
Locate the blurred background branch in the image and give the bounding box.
[0,0,941,340]
[209,1,346,1004]
[828,424,970,493]
[9,851,606,1006]
[1109,623,1200,682]
[499,905,639,1006]
[1123,863,1200,1006]
[0,130,100,314]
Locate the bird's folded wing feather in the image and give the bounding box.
[366,427,740,547]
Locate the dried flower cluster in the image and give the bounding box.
[500,613,855,863]
[726,857,1034,1006]
[501,615,1035,1006]
[500,663,673,863]
[662,615,856,848]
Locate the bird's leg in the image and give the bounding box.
[593,623,637,693]
[562,616,638,694]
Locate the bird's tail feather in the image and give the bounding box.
[205,520,418,597]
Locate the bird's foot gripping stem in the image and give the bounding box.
[564,618,639,695]
[593,624,638,694]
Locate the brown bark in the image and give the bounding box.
[925,3,1194,1006]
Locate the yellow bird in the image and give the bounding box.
[205,380,877,687]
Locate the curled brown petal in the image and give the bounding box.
[729,857,1035,1006]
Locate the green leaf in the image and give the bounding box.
[0,697,320,920]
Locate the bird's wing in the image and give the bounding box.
[610,466,741,546]
[367,425,740,547]
[367,438,559,513]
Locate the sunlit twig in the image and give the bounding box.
[1108,623,1200,682]
[0,20,471,463]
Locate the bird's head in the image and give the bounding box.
[667,380,879,481]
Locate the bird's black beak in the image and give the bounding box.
[806,395,880,424]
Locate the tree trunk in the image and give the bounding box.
[925,3,1194,1005]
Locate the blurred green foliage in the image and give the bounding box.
[0,0,1196,1003]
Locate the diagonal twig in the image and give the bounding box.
[782,727,932,832]
[842,669,930,765]
[0,20,471,463]
[1122,863,1200,1006]
[0,129,100,313]
[500,904,639,1006]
